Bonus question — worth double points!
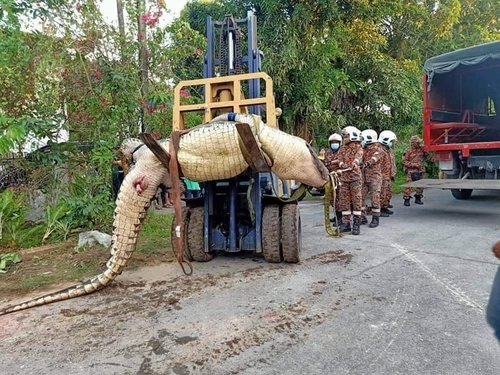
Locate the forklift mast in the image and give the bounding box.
[204,12,262,100]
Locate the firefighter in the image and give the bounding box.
[378,130,397,216]
[360,129,383,228]
[402,135,430,206]
[337,126,363,235]
[324,133,342,223]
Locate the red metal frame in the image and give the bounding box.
[422,73,500,157]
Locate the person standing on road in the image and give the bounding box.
[487,242,500,341]
[324,133,343,224]
[402,135,430,206]
[388,143,397,209]
[337,126,363,235]
[378,130,397,217]
[360,129,383,228]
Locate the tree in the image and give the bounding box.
[178,0,499,144]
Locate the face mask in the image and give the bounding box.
[330,143,340,151]
[388,141,393,148]
[361,141,366,148]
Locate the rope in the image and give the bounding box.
[247,177,256,225]
[324,168,351,237]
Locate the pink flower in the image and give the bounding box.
[140,11,160,27]
[76,3,82,12]
[93,70,103,79]
[180,89,190,98]
[137,32,144,40]
[60,68,67,77]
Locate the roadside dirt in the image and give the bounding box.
[0,249,354,375]
[0,239,174,300]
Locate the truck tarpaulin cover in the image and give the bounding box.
[424,41,500,91]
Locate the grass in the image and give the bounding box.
[136,210,174,254]
[0,210,176,298]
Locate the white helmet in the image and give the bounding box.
[361,129,378,145]
[341,126,361,142]
[328,133,342,144]
[378,130,397,147]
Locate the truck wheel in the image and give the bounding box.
[186,206,213,262]
[281,203,301,263]
[171,207,192,261]
[451,189,473,200]
[262,205,282,263]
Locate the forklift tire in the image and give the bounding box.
[281,203,301,263]
[262,205,283,263]
[451,189,473,200]
[170,207,192,261]
[186,206,214,262]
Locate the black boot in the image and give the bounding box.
[369,216,379,228]
[404,198,410,207]
[381,207,394,215]
[330,211,342,224]
[352,217,361,235]
[414,195,423,205]
[339,221,351,233]
[380,209,390,217]
[361,215,368,225]
[388,204,393,208]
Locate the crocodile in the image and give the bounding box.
[0,115,330,315]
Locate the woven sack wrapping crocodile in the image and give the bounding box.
[170,113,328,187]
[176,114,256,181]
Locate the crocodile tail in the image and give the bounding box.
[0,260,123,315]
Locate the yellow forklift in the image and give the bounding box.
[171,12,301,263]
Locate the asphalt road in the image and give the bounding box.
[1,188,500,375]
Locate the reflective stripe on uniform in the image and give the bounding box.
[372,208,381,213]
[342,211,351,215]
[352,210,362,216]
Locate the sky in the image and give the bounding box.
[99,0,190,26]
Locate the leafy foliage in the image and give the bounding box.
[0,252,22,273]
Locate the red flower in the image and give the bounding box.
[93,70,103,79]
[60,68,67,77]
[180,89,190,98]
